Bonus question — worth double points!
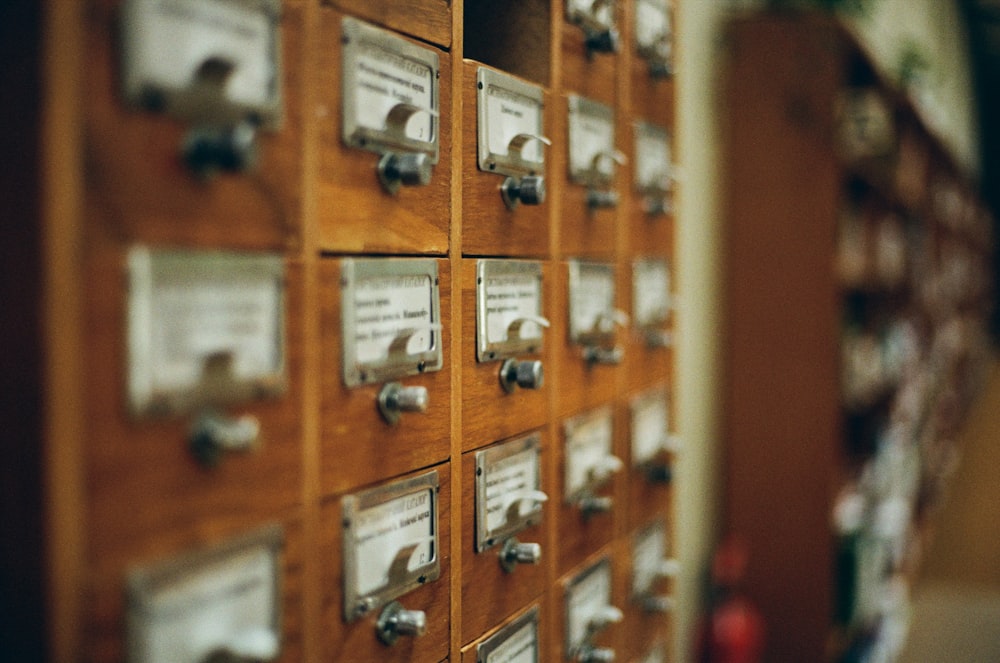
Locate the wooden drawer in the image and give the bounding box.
[552,262,620,419]
[552,551,624,663]
[461,603,546,663]
[460,259,552,451]
[557,93,622,260]
[84,0,303,251]
[84,243,304,581]
[559,4,619,106]
[619,522,674,662]
[315,8,452,255]
[319,258,451,496]
[461,60,553,258]
[87,514,304,663]
[555,408,623,577]
[324,0,451,49]
[320,464,452,663]
[460,434,551,644]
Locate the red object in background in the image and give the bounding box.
[696,537,765,663]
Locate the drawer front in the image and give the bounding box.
[85,0,304,251]
[324,0,451,49]
[315,9,452,255]
[320,463,452,663]
[461,435,550,643]
[320,258,451,495]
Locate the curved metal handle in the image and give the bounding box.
[588,455,624,483]
[502,489,549,521]
[594,309,630,335]
[384,102,438,137]
[587,605,624,633]
[189,412,261,468]
[507,315,551,340]
[507,132,552,159]
[386,323,443,360]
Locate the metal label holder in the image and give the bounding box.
[476,67,548,178]
[566,0,616,32]
[563,406,618,502]
[633,121,673,197]
[475,434,545,552]
[631,520,668,597]
[126,524,284,663]
[567,95,620,188]
[476,260,547,362]
[340,258,443,387]
[564,557,615,657]
[567,260,619,349]
[120,0,284,129]
[475,605,541,663]
[126,246,287,419]
[629,385,670,467]
[341,17,440,163]
[634,0,673,75]
[631,257,672,331]
[342,470,441,623]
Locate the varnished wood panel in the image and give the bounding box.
[83,243,305,581]
[460,601,547,663]
[84,0,303,251]
[315,7,451,255]
[559,23,618,106]
[460,437,550,644]
[460,259,551,451]
[319,259,451,496]
[320,463,452,663]
[552,262,619,419]
[461,60,552,258]
[87,514,306,663]
[324,0,451,49]
[629,57,675,130]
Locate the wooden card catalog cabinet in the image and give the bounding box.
[568,261,626,365]
[474,606,541,663]
[120,0,284,176]
[634,0,673,78]
[564,407,621,516]
[477,68,550,211]
[477,260,549,393]
[126,525,284,663]
[633,122,673,217]
[567,96,623,210]
[564,558,622,662]
[342,471,441,645]
[341,16,440,195]
[126,247,286,466]
[340,258,442,425]
[475,434,547,567]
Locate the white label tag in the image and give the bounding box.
[567,0,614,29]
[129,532,281,663]
[565,409,614,498]
[569,263,615,341]
[486,86,544,164]
[484,448,541,533]
[566,561,613,654]
[633,259,671,329]
[484,273,544,345]
[352,275,436,364]
[123,0,277,108]
[631,390,668,465]
[635,0,670,53]
[632,523,666,596]
[484,618,538,663]
[569,103,616,180]
[351,45,435,142]
[634,123,672,193]
[350,488,436,596]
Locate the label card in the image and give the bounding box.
[341,17,440,161]
[121,0,283,127]
[127,247,286,418]
[477,260,546,362]
[564,407,616,500]
[567,96,617,186]
[565,558,614,656]
[342,471,440,622]
[568,261,617,346]
[477,67,546,177]
[475,434,544,552]
[340,258,442,387]
[635,0,672,64]
[634,122,673,195]
[639,642,668,663]
[630,386,670,466]
[127,525,283,663]
[632,520,668,597]
[475,606,540,663]
[567,0,615,30]
[632,258,672,330]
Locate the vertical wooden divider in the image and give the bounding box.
[301,0,322,661]
[450,2,466,661]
